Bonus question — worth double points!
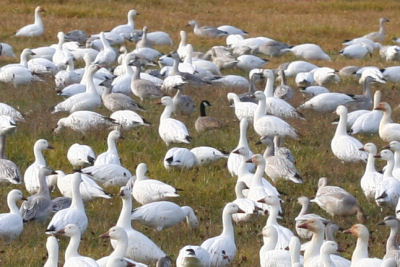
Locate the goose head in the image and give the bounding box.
[135,162,147,178]
[107,257,136,267]
[262,69,274,80]
[249,68,263,80]
[343,223,369,240]
[35,6,46,14]
[34,139,54,151]
[380,17,390,24]
[374,149,393,161]
[297,196,310,206]
[200,100,211,108]
[317,177,329,188]
[374,101,391,112]
[255,135,273,146]
[321,241,339,255]
[8,189,25,203]
[378,216,399,228]
[253,90,266,101]
[187,20,198,27]
[109,129,124,141]
[359,142,377,154]
[258,195,281,207]
[21,48,36,59]
[232,146,250,157]
[297,218,325,233]
[128,9,139,17]
[246,154,265,165]
[0,115,17,135]
[160,96,173,107]
[56,223,80,237]
[224,202,245,215]
[118,186,131,199]
[335,105,348,117]
[385,141,400,152]
[142,26,148,34]
[226,92,239,103]
[100,225,126,240]
[53,118,67,134]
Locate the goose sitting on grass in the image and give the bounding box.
[195,100,223,133]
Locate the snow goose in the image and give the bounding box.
[357,66,385,84]
[217,25,247,35]
[273,136,295,163]
[187,20,228,38]
[227,118,254,177]
[312,67,340,86]
[111,10,139,39]
[0,189,25,241]
[231,181,259,223]
[190,146,227,166]
[46,173,88,234]
[53,111,117,134]
[81,164,132,186]
[52,64,101,113]
[130,60,163,101]
[253,91,298,139]
[176,246,211,267]
[257,39,291,57]
[200,202,244,266]
[0,63,34,87]
[345,76,382,112]
[298,92,355,113]
[286,43,331,61]
[236,55,268,71]
[340,43,372,59]
[386,141,400,179]
[343,224,383,266]
[377,216,400,265]
[97,226,147,267]
[298,218,350,267]
[93,32,117,67]
[67,143,96,170]
[311,177,365,222]
[110,110,149,130]
[382,66,400,83]
[31,45,55,60]
[362,17,390,42]
[131,201,198,231]
[95,129,123,166]
[131,163,179,204]
[375,102,400,142]
[0,103,24,122]
[374,150,400,207]
[44,236,59,267]
[274,69,294,101]
[331,105,367,162]
[262,69,304,119]
[27,56,58,75]
[54,57,81,88]
[24,139,54,194]
[54,171,110,201]
[359,143,382,199]
[195,100,223,133]
[227,92,257,122]
[114,186,168,265]
[299,85,330,97]
[0,119,21,185]
[135,26,152,49]
[283,60,318,77]
[20,167,56,222]
[177,31,189,59]
[146,30,173,47]
[0,42,16,57]
[350,90,383,135]
[56,224,99,267]
[52,32,72,69]
[319,241,340,267]
[102,85,144,112]
[15,6,45,37]
[158,96,191,145]
[163,147,196,169]
[257,136,302,184]
[173,86,195,116]
[1,48,34,70]
[211,75,249,89]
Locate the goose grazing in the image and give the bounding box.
[217,24,247,35]
[343,224,383,266]
[285,43,331,61]
[187,20,228,38]
[190,146,227,166]
[173,86,195,116]
[131,201,198,231]
[374,149,400,207]
[262,69,304,119]
[359,143,382,199]
[81,164,132,186]
[375,102,400,142]
[44,236,59,267]
[340,42,372,59]
[227,92,257,122]
[67,143,96,170]
[0,189,25,241]
[163,147,196,169]
[97,226,147,267]
[114,186,169,265]
[131,163,179,204]
[20,167,56,222]
[53,111,118,134]
[176,246,211,267]
[331,105,367,162]
[0,103,24,122]
[46,172,88,234]
[200,202,244,266]
[102,85,144,113]
[0,117,21,185]
[52,64,101,114]
[129,60,163,101]
[253,91,298,139]
[377,216,400,266]
[297,218,350,267]
[56,224,99,267]
[110,110,150,130]
[350,90,383,135]
[256,136,302,184]
[195,100,223,133]
[15,6,45,37]
[24,139,54,194]
[227,118,255,177]
[362,17,390,42]
[111,10,140,39]
[298,92,355,113]
[158,96,191,146]
[93,32,117,67]
[95,129,123,166]
[311,177,365,222]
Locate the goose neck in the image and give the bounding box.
[383,157,394,178]
[33,145,46,165]
[172,57,180,75]
[184,46,193,64]
[65,233,81,260]
[116,196,132,229]
[84,69,97,95]
[160,103,174,121]
[320,251,334,267]
[110,234,128,258]
[254,98,266,122]
[379,20,386,35]
[298,200,310,217]
[221,207,235,238]
[127,13,135,28]
[263,74,275,97]
[70,179,84,211]
[394,151,400,170]
[34,10,43,27]
[101,34,111,49]
[387,224,399,253]
[8,195,20,214]
[352,235,370,262]
[266,204,278,226]
[381,109,392,126]
[38,171,50,197]
[249,74,258,93]
[334,112,348,137]
[363,79,372,99]
[199,103,207,117]
[20,52,29,68]
[252,164,265,187]
[263,143,274,158]
[238,120,249,149]
[304,226,324,262]
[365,153,377,173]
[107,135,119,155]
[132,65,140,80]
[0,135,6,159]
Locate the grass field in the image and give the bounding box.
[0,0,400,266]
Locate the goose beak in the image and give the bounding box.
[382,145,390,150]
[237,208,245,214]
[297,222,309,229]
[232,149,240,154]
[21,196,27,201]
[342,228,353,234]
[99,231,110,238]
[245,159,253,163]
[359,147,365,151]
[56,228,65,234]
[377,220,386,226]
[374,153,381,158]
[119,190,125,196]
[47,144,54,149]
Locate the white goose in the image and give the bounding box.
[81,163,132,186]
[331,105,367,162]
[285,43,331,61]
[298,92,355,113]
[359,143,382,199]
[343,224,383,266]
[362,17,390,42]
[52,64,101,114]
[375,102,400,142]
[95,130,123,166]
[177,30,189,59]
[52,32,72,69]
[56,224,99,267]
[190,146,227,166]
[253,91,298,139]
[111,10,139,39]
[176,246,211,267]
[93,32,117,67]
[0,189,25,241]
[227,118,254,177]
[24,139,54,194]
[0,119,21,185]
[110,110,149,130]
[54,57,81,88]
[200,202,244,266]
[15,6,45,37]
[158,96,191,146]
[131,163,179,204]
[227,92,257,122]
[386,141,400,179]
[131,201,198,231]
[232,181,259,223]
[46,173,88,234]
[44,236,59,267]
[67,143,96,170]
[283,60,318,77]
[377,216,400,266]
[53,111,117,134]
[0,102,24,122]
[163,147,196,169]
[114,186,168,265]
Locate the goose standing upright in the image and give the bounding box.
[111,9,139,39]
[362,17,390,42]
[94,32,117,67]
[95,130,123,166]
[130,60,163,101]
[359,143,382,199]
[378,216,400,266]
[386,141,400,179]
[227,92,257,122]
[351,90,383,135]
[375,102,400,142]
[15,6,45,37]
[331,105,367,162]
[44,236,59,267]
[52,32,72,69]
[0,189,25,241]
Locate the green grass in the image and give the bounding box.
[0,0,399,266]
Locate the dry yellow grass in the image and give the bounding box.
[0,0,399,266]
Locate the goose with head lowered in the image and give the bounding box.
[187,20,228,38]
[158,96,191,146]
[15,6,45,37]
[67,143,96,170]
[0,189,25,242]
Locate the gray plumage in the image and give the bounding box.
[102,85,145,112]
[51,197,72,212]
[257,40,291,57]
[129,61,163,101]
[344,76,377,111]
[173,87,195,116]
[64,30,88,45]
[187,20,228,38]
[0,123,21,185]
[274,69,294,101]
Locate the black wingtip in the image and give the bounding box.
[185,136,192,142]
